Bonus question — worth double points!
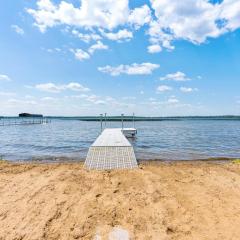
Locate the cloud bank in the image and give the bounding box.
[27,0,240,53]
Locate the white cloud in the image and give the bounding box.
[35,83,63,93]
[0,91,16,97]
[85,94,98,103]
[128,5,152,28]
[167,97,179,104]
[66,82,90,92]
[46,48,54,53]
[69,94,89,99]
[148,0,240,50]
[94,100,107,105]
[11,25,24,35]
[27,0,240,54]
[72,29,101,43]
[160,71,191,81]
[103,29,133,41]
[27,0,130,32]
[25,95,35,99]
[71,48,90,61]
[148,97,185,108]
[0,74,11,82]
[41,96,56,101]
[35,82,90,93]
[83,94,107,105]
[44,47,62,53]
[157,85,172,92]
[147,44,162,53]
[70,41,108,61]
[98,62,159,76]
[36,0,55,11]
[148,21,175,51]
[68,93,136,107]
[88,41,108,54]
[180,87,198,93]
[27,0,152,32]
[219,0,240,32]
[7,98,37,105]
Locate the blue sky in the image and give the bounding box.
[0,0,240,116]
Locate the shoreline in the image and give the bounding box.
[1,156,238,165]
[0,160,240,239]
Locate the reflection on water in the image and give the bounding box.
[0,119,240,161]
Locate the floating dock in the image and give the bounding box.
[84,128,138,170]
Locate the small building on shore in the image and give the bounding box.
[19,113,43,118]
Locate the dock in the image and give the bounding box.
[0,117,50,126]
[84,128,138,170]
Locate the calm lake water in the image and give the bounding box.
[0,119,240,161]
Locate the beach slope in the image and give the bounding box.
[0,161,240,240]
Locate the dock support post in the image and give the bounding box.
[100,114,103,132]
[133,112,135,129]
[121,114,124,130]
[104,113,107,128]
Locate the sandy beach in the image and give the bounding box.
[0,160,240,240]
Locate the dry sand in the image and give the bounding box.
[0,160,240,240]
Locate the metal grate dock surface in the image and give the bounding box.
[84,146,137,170]
[84,128,138,170]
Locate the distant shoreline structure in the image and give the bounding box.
[19,113,43,118]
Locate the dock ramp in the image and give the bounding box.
[84,128,138,170]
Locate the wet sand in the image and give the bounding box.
[0,160,240,240]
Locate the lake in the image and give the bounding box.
[0,119,240,161]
